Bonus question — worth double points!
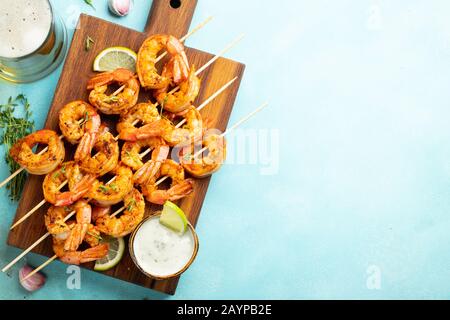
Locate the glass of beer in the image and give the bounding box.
[0,0,68,83]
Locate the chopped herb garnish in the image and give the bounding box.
[85,36,95,51]
[109,183,118,191]
[98,185,109,193]
[87,231,102,241]
[102,95,119,103]
[160,95,169,116]
[79,111,89,127]
[127,199,136,211]
[0,95,35,201]
[125,151,139,162]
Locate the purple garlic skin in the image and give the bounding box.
[108,0,133,16]
[19,265,46,292]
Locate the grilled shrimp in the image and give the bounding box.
[79,131,119,176]
[116,102,162,141]
[160,106,203,146]
[154,65,201,113]
[45,201,94,252]
[121,137,167,171]
[43,162,96,206]
[137,34,189,89]
[87,68,140,115]
[180,132,227,178]
[94,188,145,237]
[59,101,101,162]
[63,200,92,252]
[9,129,65,175]
[52,237,108,265]
[44,205,72,239]
[141,159,194,205]
[88,164,133,207]
[132,144,170,185]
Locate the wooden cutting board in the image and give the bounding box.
[7,0,245,295]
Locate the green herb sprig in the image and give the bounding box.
[102,95,119,103]
[0,95,35,201]
[127,199,136,211]
[84,0,96,10]
[98,185,110,193]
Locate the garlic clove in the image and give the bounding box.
[19,265,46,292]
[108,0,133,17]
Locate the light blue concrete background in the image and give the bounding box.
[1,0,450,299]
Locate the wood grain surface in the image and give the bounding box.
[7,0,245,295]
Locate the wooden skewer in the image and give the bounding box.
[0,16,214,191]
[111,85,126,96]
[9,35,243,230]
[8,78,241,276]
[0,167,24,189]
[20,255,58,283]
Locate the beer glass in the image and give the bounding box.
[0,0,68,83]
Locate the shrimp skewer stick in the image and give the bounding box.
[3,75,242,271]
[0,16,214,190]
[20,255,58,283]
[10,181,68,229]
[9,35,244,230]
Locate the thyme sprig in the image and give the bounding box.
[0,95,35,201]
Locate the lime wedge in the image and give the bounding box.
[94,236,125,271]
[160,201,188,234]
[93,46,137,72]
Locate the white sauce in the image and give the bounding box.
[133,216,196,278]
[0,0,52,58]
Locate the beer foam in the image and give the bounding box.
[0,0,52,58]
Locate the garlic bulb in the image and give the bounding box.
[108,0,133,17]
[19,265,46,292]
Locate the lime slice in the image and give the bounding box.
[94,236,125,271]
[160,201,188,234]
[93,46,137,72]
